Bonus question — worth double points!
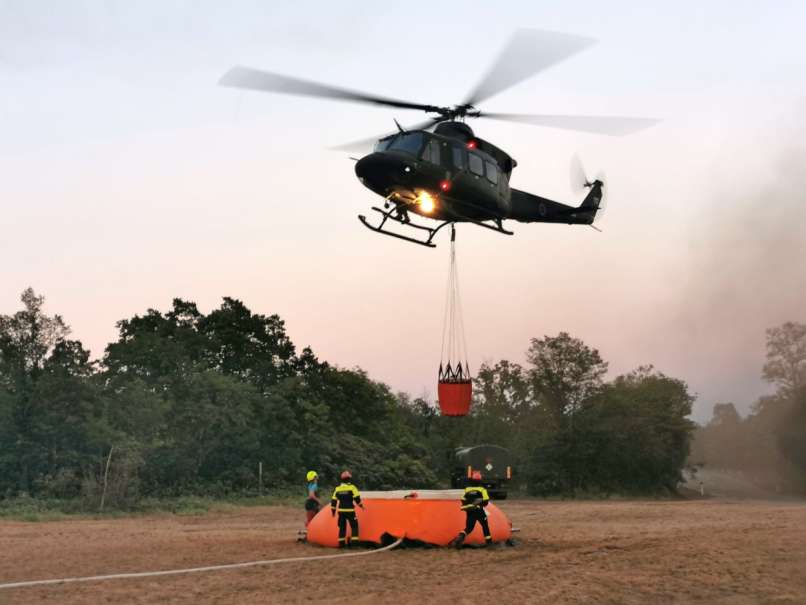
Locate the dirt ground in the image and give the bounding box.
[1,499,805,604]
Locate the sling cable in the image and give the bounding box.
[437,225,472,416]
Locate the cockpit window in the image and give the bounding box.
[386,132,424,156]
[375,137,393,152]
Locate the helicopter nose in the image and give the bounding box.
[355,152,412,192]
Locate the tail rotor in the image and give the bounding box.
[570,154,607,228]
[570,153,588,196]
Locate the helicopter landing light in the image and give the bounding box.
[417,191,436,214]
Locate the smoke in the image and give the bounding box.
[678,115,806,495]
[666,118,806,416]
[688,390,806,497]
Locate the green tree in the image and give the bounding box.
[763,322,806,396]
[26,339,105,497]
[525,332,608,493]
[689,403,745,470]
[711,402,741,426]
[0,387,16,494]
[103,302,205,386]
[198,297,299,390]
[590,367,695,492]
[760,322,806,490]
[774,388,806,490]
[0,288,79,493]
[294,368,437,489]
[104,297,307,390]
[473,360,530,443]
[526,332,608,424]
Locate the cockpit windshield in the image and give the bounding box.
[375,137,393,152]
[375,132,425,156]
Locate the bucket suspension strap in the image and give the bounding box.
[439,224,470,383]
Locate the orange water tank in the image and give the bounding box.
[306,490,511,547]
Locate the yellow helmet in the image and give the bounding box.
[306,470,318,481]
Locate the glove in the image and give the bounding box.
[331,510,336,517]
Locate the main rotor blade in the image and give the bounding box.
[478,112,660,136]
[463,29,597,107]
[330,118,443,153]
[219,66,440,113]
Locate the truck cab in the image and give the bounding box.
[451,444,513,500]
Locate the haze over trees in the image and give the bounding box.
[0,288,719,508]
[690,322,806,493]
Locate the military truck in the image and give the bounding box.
[450,444,513,499]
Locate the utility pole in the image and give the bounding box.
[100,447,114,512]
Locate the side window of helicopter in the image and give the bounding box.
[428,140,440,165]
[468,152,484,178]
[485,161,499,185]
[420,139,441,165]
[420,140,432,162]
[452,145,465,171]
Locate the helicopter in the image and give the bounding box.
[220,29,658,247]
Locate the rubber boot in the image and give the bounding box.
[451,532,466,548]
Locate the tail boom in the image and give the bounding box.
[508,181,603,224]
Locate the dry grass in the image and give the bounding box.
[1,499,805,604]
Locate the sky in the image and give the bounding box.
[2,1,805,423]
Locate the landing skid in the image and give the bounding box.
[465,216,514,236]
[358,206,452,248]
[358,205,513,248]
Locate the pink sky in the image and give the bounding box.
[2,3,806,422]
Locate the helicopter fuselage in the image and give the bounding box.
[353,121,602,246]
[354,124,512,223]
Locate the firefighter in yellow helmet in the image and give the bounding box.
[330,470,363,547]
[451,470,493,547]
[304,470,321,528]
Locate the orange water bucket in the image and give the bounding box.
[438,380,472,416]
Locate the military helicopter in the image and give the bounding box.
[220,29,658,247]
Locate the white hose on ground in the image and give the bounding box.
[0,537,404,591]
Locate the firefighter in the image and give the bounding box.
[452,470,493,547]
[304,470,321,527]
[330,470,363,547]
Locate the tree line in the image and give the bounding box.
[689,322,806,493]
[1,288,704,508]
